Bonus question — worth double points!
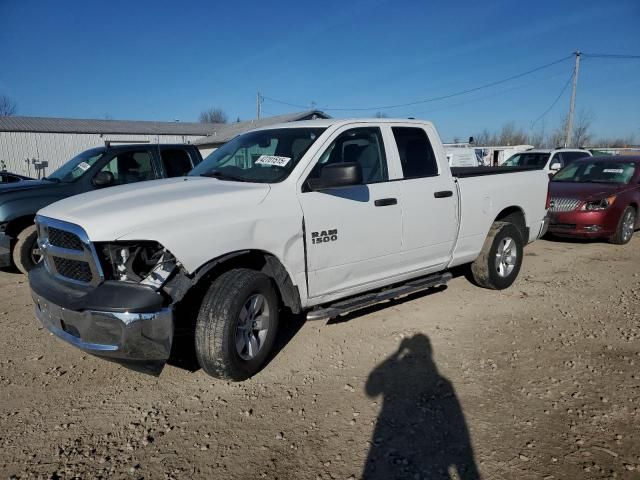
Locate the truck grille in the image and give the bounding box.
[52,257,93,283]
[48,227,84,250]
[35,216,103,287]
[549,197,581,212]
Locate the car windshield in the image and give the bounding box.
[47,150,105,182]
[189,128,326,183]
[502,152,549,167]
[553,161,637,184]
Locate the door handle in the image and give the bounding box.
[434,190,453,198]
[374,198,398,207]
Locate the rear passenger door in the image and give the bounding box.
[388,125,458,273]
[159,147,198,178]
[299,126,403,298]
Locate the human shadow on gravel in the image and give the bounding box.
[363,334,480,480]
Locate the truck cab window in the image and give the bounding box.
[310,127,388,184]
[392,127,438,178]
[100,151,156,185]
[161,148,194,177]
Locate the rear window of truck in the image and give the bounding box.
[392,127,438,178]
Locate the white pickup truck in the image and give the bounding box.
[29,119,549,380]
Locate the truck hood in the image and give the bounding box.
[0,179,57,193]
[39,176,271,241]
[549,181,626,201]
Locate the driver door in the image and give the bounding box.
[298,126,402,298]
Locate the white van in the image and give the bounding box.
[445,147,480,167]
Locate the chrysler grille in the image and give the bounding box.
[35,216,103,286]
[549,197,581,213]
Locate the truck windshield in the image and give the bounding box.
[553,161,636,184]
[190,128,326,183]
[46,150,105,182]
[502,153,549,167]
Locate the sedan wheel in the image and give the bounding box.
[610,206,636,245]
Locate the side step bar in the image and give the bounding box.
[306,272,452,321]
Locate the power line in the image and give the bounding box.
[263,54,574,111]
[582,53,640,59]
[260,96,310,110]
[400,70,570,118]
[531,68,574,129]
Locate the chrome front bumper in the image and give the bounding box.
[32,290,173,375]
[0,232,11,268]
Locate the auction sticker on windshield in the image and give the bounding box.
[255,155,291,167]
[77,162,91,171]
[603,169,624,174]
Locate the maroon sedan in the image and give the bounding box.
[548,156,640,244]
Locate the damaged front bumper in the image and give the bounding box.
[29,266,173,375]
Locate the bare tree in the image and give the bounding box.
[199,108,228,124]
[572,110,593,147]
[594,134,636,148]
[0,94,17,116]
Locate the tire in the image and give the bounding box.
[195,268,279,381]
[609,206,636,245]
[12,225,41,274]
[471,221,524,290]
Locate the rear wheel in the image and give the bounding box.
[12,225,41,274]
[609,206,636,245]
[471,221,523,290]
[195,268,279,381]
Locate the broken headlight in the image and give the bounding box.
[98,241,177,288]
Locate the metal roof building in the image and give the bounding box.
[0,116,219,177]
[0,111,330,177]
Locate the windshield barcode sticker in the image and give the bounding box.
[77,162,91,171]
[603,169,624,173]
[255,155,291,167]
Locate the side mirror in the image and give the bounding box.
[307,162,363,191]
[550,162,562,171]
[92,171,114,187]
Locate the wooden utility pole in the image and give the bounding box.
[256,91,262,120]
[564,50,581,147]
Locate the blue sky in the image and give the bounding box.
[1,0,639,141]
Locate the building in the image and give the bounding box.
[0,116,219,177]
[194,110,330,157]
[0,111,331,178]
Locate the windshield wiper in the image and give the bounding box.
[42,177,61,183]
[200,170,250,182]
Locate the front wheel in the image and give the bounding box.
[195,268,279,381]
[470,221,524,290]
[609,206,636,245]
[12,225,42,274]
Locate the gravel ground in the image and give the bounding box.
[1,237,639,480]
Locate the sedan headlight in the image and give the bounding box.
[98,241,177,287]
[582,195,617,211]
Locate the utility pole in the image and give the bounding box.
[564,50,581,148]
[256,91,262,120]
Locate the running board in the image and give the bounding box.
[306,272,452,321]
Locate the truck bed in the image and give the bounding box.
[451,166,542,177]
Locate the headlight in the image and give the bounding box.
[582,195,616,211]
[98,241,177,287]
